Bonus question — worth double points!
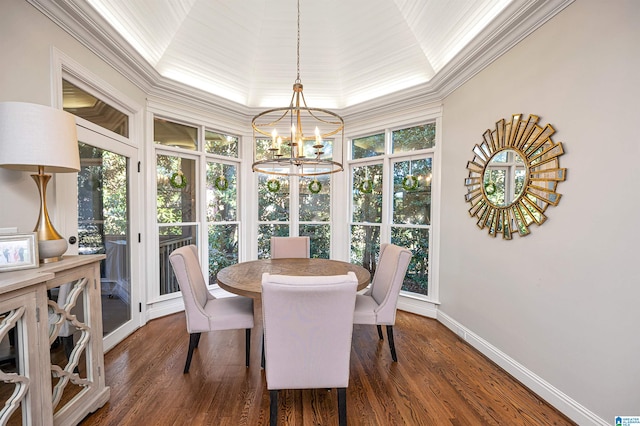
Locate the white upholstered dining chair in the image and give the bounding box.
[353,243,412,362]
[270,236,310,259]
[261,272,358,426]
[169,245,254,373]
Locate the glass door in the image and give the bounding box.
[63,126,141,351]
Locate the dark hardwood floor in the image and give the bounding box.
[80,307,575,425]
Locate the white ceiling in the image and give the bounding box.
[83,0,512,109]
[30,0,570,112]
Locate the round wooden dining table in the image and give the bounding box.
[216,258,371,298]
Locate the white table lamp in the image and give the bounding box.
[0,101,80,263]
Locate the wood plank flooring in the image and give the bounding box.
[79,307,575,425]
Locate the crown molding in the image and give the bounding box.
[28,0,573,122]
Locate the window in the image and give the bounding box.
[256,138,335,259]
[156,152,197,295]
[154,117,241,294]
[206,133,240,284]
[349,123,436,297]
[63,79,129,137]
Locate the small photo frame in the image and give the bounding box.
[0,233,39,272]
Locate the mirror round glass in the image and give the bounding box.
[482,149,527,207]
[464,114,567,239]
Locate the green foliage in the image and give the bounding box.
[207,224,238,285]
[300,224,330,258]
[206,162,237,222]
[393,158,432,225]
[257,224,289,259]
[351,133,384,159]
[156,155,195,223]
[352,164,383,223]
[299,176,330,222]
[77,143,128,254]
[350,225,381,277]
[391,123,436,152]
[258,175,289,222]
[392,227,429,294]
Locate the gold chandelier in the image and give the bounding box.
[251,0,344,177]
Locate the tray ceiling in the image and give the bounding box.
[84,0,513,108]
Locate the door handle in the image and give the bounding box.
[68,236,77,245]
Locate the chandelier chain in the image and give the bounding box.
[296,0,300,83]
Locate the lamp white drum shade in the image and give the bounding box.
[0,101,80,263]
[0,101,80,173]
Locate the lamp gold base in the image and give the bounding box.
[32,167,68,263]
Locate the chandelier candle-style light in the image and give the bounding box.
[251,0,344,177]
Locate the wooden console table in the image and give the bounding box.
[0,255,110,425]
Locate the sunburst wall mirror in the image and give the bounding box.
[464,114,566,239]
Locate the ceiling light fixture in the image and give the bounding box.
[251,0,344,177]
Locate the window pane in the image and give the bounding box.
[256,137,292,160]
[159,224,197,295]
[350,224,381,277]
[156,155,196,223]
[351,133,384,159]
[258,224,289,259]
[493,151,508,162]
[392,227,429,295]
[515,168,526,195]
[484,168,506,206]
[206,162,237,222]
[258,175,289,222]
[393,158,432,225]
[352,164,383,223]
[205,130,238,157]
[154,118,198,151]
[300,176,330,222]
[392,123,435,153]
[208,224,238,285]
[306,138,334,160]
[63,79,129,137]
[300,224,330,258]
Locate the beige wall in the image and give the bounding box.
[440,0,639,421]
[0,0,146,234]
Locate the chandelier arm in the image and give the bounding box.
[252,109,291,128]
[298,92,343,130]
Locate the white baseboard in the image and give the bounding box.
[437,311,607,426]
[397,294,438,318]
[145,297,184,322]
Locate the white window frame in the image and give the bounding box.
[345,115,442,311]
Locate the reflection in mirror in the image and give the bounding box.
[483,149,526,207]
[464,114,566,239]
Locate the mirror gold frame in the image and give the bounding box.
[464,114,566,239]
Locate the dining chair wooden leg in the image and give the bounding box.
[269,390,278,426]
[261,333,265,369]
[245,328,251,367]
[184,332,200,374]
[376,324,384,340]
[337,388,347,426]
[386,325,397,362]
